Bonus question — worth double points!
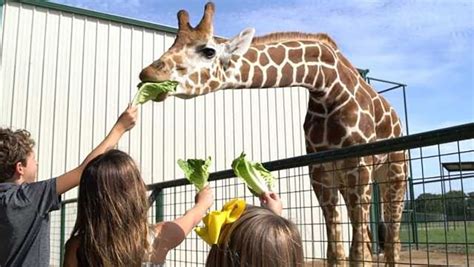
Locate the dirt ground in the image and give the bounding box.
[305,250,472,266]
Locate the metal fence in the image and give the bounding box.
[51,123,474,266]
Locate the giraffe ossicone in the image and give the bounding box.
[140,2,408,266]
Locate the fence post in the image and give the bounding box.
[155,189,164,223]
[371,182,381,254]
[403,85,418,249]
[59,203,66,266]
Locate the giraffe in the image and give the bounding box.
[139,3,408,266]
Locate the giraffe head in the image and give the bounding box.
[139,2,255,100]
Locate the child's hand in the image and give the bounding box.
[115,104,138,132]
[195,185,214,210]
[260,192,283,215]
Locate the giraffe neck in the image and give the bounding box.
[221,40,361,95]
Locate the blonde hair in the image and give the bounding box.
[206,205,304,267]
[71,149,149,267]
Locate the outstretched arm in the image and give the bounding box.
[151,186,214,263]
[55,105,138,195]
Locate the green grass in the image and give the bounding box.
[399,221,474,253]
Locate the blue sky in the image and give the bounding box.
[54,0,474,195]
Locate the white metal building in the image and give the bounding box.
[0,0,351,265]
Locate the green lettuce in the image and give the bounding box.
[178,157,212,190]
[231,152,275,197]
[132,81,178,105]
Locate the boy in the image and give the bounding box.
[0,105,138,266]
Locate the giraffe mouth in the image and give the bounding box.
[134,81,179,103]
[136,81,178,89]
[136,81,160,90]
[173,93,197,99]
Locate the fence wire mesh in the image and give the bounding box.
[50,123,473,266]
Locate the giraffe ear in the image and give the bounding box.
[224,28,255,57]
[221,28,255,68]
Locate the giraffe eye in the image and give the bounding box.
[200,47,216,59]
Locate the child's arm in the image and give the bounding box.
[151,186,213,262]
[260,191,283,215]
[55,105,138,195]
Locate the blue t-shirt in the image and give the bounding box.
[0,179,61,267]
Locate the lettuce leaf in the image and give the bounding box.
[178,157,212,190]
[231,152,275,197]
[132,81,178,106]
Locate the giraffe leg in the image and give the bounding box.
[340,163,373,267]
[310,164,346,266]
[379,151,407,267]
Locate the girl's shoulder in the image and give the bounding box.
[151,222,164,234]
[64,236,81,267]
[65,236,81,251]
[144,224,168,266]
[149,223,163,243]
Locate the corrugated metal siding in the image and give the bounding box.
[0,1,351,266]
[0,1,316,199]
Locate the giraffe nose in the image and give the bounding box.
[140,60,168,82]
[139,66,158,82]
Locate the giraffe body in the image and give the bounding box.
[139,3,407,266]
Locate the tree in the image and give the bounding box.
[414,191,471,220]
[415,193,443,214]
[444,190,467,219]
[468,192,474,205]
[467,192,474,218]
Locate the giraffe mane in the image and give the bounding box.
[251,32,338,49]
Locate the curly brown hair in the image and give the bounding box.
[0,128,35,182]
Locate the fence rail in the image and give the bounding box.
[148,122,474,194]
